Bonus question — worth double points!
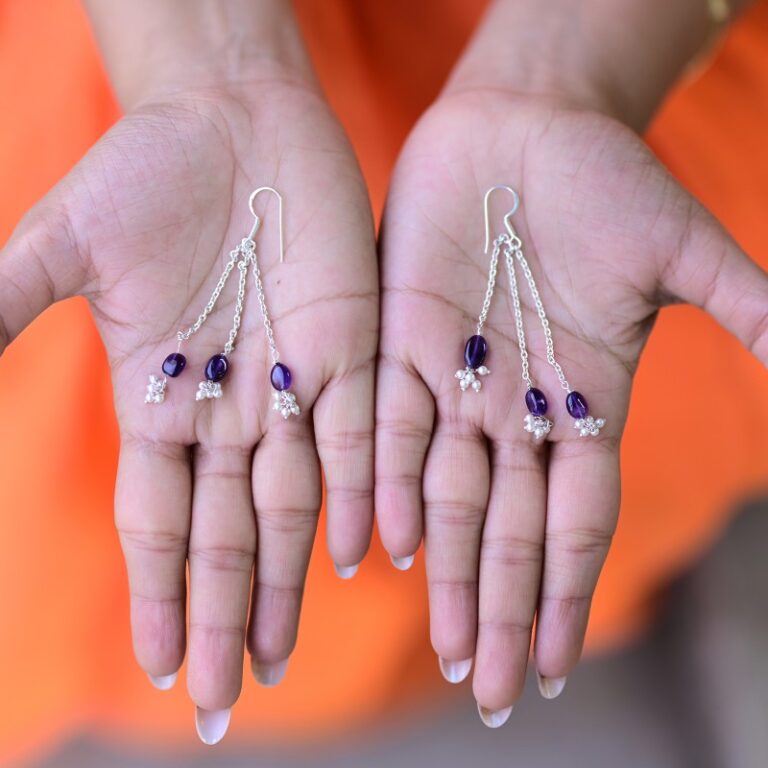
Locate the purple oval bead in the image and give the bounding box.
[525,387,548,416]
[270,362,292,392]
[464,335,488,369]
[162,352,186,378]
[204,353,229,383]
[566,391,589,419]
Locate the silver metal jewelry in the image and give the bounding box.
[144,186,300,419]
[454,218,498,392]
[486,185,606,439]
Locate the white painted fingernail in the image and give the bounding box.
[334,562,359,579]
[195,706,231,745]
[537,672,567,699]
[251,657,288,687]
[390,553,415,571]
[477,702,513,728]
[148,671,177,691]
[438,656,473,684]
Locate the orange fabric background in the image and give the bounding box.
[1,0,767,763]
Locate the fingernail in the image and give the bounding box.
[390,553,415,571]
[251,657,288,687]
[195,706,231,746]
[148,671,177,691]
[537,672,567,699]
[334,562,359,579]
[477,702,513,728]
[438,656,473,684]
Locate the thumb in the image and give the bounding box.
[659,203,768,366]
[0,197,87,356]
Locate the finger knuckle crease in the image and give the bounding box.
[189,622,245,639]
[317,430,373,453]
[541,593,592,611]
[375,472,422,488]
[326,486,374,504]
[482,536,542,567]
[376,420,432,444]
[130,592,184,607]
[254,581,304,599]
[121,434,187,462]
[119,528,188,555]
[188,545,254,573]
[546,528,613,558]
[426,501,485,528]
[257,506,318,532]
[478,617,533,636]
[430,578,478,592]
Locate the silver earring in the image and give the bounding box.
[144,186,300,419]
[487,185,606,439]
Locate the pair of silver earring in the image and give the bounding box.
[455,185,606,440]
[144,187,301,420]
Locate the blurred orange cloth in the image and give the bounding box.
[1,0,767,763]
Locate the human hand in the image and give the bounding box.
[0,72,377,738]
[376,3,768,724]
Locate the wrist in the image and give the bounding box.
[444,0,752,131]
[84,0,317,111]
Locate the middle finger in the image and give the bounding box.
[187,444,256,717]
[473,437,546,722]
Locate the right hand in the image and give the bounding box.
[375,0,768,722]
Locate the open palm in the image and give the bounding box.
[0,82,378,729]
[376,90,768,722]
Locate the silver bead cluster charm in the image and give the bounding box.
[523,413,553,440]
[272,390,301,419]
[145,375,167,404]
[455,365,490,393]
[566,392,606,438]
[573,415,606,437]
[196,381,223,401]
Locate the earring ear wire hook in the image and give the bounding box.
[484,185,520,253]
[248,186,285,262]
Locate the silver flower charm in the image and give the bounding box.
[144,375,167,404]
[524,413,553,440]
[455,366,490,393]
[273,390,301,419]
[196,380,223,401]
[574,415,606,437]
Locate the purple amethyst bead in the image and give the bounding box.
[566,391,589,419]
[162,352,186,378]
[270,362,292,392]
[204,353,229,383]
[525,387,548,416]
[464,335,488,369]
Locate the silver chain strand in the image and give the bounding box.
[249,238,281,365]
[223,246,250,355]
[176,248,240,344]
[501,236,533,390]
[504,229,572,393]
[476,239,500,335]
[173,235,280,364]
